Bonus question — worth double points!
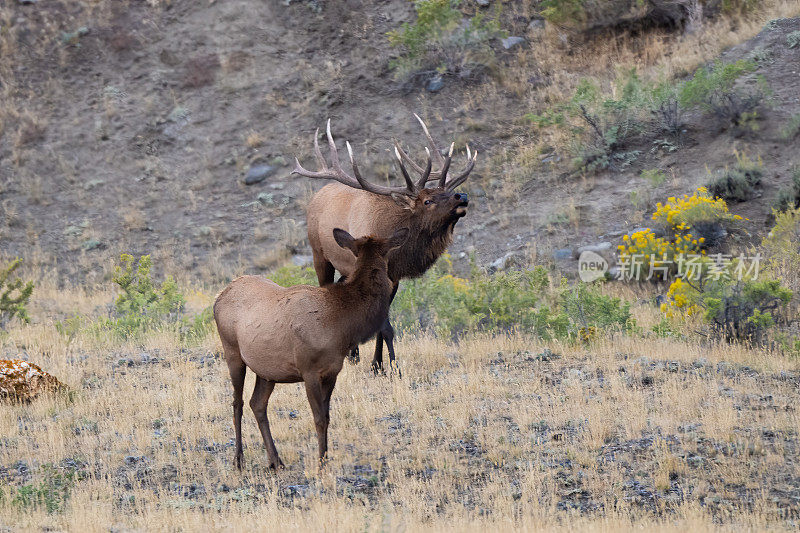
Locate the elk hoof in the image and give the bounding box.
[235,453,244,470]
[268,460,285,470]
[389,360,402,379]
[346,346,360,364]
[371,360,385,376]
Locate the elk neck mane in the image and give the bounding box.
[388,213,455,280]
[327,264,394,344]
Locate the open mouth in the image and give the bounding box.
[454,205,468,217]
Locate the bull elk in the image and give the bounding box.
[294,115,477,375]
[214,227,408,468]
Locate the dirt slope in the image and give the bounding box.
[1,0,799,284]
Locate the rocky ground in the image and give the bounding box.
[1,330,799,529]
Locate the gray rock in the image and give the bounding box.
[576,241,613,258]
[84,179,105,190]
[244,165,276,185]
[552,248,573,261]
[64,225,83,237]
[528,18,545,31]
[426,76,444,93]
[18,0,38,4]
[82,239,103,251]
[488,251,523,272]
[257,192,275,206]
[501,36,525,50]
[476,0,491,5]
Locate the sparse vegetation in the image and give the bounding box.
[678,59,767,130]
[705,151,764,202]
[54,254,212,342]
[526,61,767,172]
[0,259,33,328]
[9,463,80,514]
[387,0,504,84]
[780,113,800,140]
[787,29,800,47]
[665,272,793,344]
[640,168,668,186]
[773,165,800,212]
[392,257,633,340]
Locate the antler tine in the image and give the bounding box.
[416,147,433,189]
[394,147,416,193]
[444,146,477,191]
[295,118,442,197]
[325,119,343,169]
[346,141,367,188]
[413,113,446,168]
[312,128,327,170]
[437,143,454,188]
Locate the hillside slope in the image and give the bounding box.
[1,0,799,283]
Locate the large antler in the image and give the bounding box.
[393,114,477,190]
[293,116,477,196]
[292,119,420,197]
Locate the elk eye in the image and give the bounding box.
[424,200,433,205]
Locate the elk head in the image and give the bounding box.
[292,114,477,233]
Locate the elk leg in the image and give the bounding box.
[224,347,246,470]
[371,282,400,377]
[382,319,402,379]
[250,376,283,469]
[314,257,335,287]
[304,374,337,465]
[371,331,385,375]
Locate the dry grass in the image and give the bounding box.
[474,0,800,175]
[0,280,799,531]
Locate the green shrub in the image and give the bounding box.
[786,30,800,49]
[12,463,79,514]
[56,254,212,341]
[641,168,668,186]
[705,151,763,203]
[526,70,648,171]
[678,59,766,129]
[269,265,318,287]
[772,166,800,213]
[109,254,186,337]
[762,205,800,295]
[526,62,765,172]
[388,0,504,83]
[663,211,798,344]
[391,257,633,340]
[780,114,800,141]
[702,278,792,343]
[0,258,34,328]
[539,0,584,25]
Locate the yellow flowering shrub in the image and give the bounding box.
[661,277,699,318]
[617,229,705,280]
[652,186,744,228]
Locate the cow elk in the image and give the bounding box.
[294,115,477,375]
[214,227,408,468]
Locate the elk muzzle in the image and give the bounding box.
[454,193,468,218]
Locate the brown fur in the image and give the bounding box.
[307,182,468,373]
[214,228,407,469]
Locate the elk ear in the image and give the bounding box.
[387,227,409,251]
[390,193,415,211]
[332,228,358,256]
